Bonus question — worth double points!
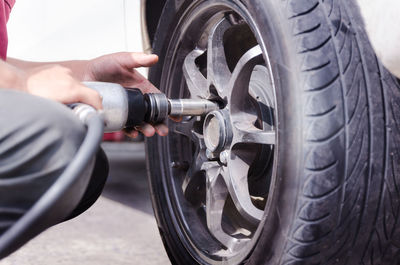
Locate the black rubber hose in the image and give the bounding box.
[0,113,104,259]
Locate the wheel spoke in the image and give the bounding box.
[232,124,275,146]
[226,45,263,100]
[203,162,249,251]
[182,148,207,197]
[207,18,232,93]
[183,49,209,99]
[170,118,200,143]
[171,117,208,199]
[221,163,263,224]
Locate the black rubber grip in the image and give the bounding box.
[125,89,148,128]
[143,94,152,123]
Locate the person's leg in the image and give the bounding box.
[66,148,109,220]
[0,90,108,234]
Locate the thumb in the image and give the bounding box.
[74,84,103,110]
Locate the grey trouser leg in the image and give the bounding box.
[0,90,86,234]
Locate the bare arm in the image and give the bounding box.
[0,59,25,90]
[0,58,102,109]
[4,52,168,137]
[7,58,89,81]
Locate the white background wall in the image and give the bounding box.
[6,0,143,62]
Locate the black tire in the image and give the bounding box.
[146,0,400,264]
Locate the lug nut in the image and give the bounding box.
[219,150,229,165]
[206,149,218,160]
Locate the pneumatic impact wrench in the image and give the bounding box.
[73,82,219,131]
[0,81,219,259]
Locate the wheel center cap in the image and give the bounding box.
[204,111,228,153]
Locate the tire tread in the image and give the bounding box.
[282,0,400,264]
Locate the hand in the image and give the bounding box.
[83,52,168,138]
[23,64,102,109]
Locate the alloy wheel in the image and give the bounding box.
[159,2,278,262]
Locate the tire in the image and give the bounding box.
[146,0,400,264]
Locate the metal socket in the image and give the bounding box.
[168,99,219,116]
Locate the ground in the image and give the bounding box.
[0,142,170,265]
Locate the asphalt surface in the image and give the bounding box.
[0,142,171,265]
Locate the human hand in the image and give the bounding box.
[83,52,168,138]
[23,64,102,109]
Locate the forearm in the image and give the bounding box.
[0,60,25,90]
[7,58,89,81]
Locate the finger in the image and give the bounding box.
[154,124,168,136]
[124,130,139,138]
[75,84,103,110]
[116,52,159,69]
[135,123,156,137]
[169,115,183,122]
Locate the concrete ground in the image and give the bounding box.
[0,142,171,265]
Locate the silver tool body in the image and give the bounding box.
[73,82,219,132]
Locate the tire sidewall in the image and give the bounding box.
[238,0,306,264]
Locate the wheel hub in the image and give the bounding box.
[203,110,231,154]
